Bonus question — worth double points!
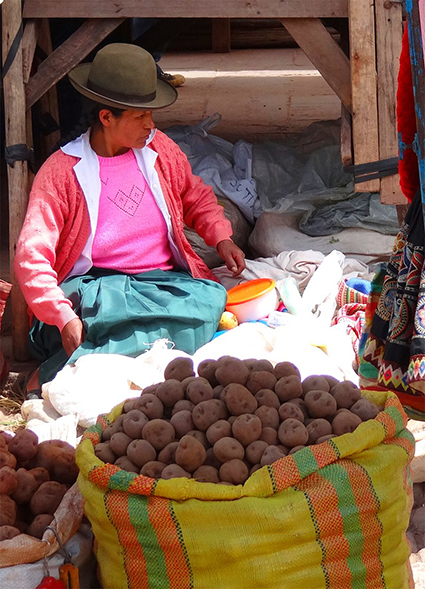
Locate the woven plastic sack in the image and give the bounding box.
[76,391,414,589]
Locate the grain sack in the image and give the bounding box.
[76,391,414,589]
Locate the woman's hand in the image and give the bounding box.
[61,317,85,357]
[216,239,246,276]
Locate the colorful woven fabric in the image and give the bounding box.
[337,280,369,307]
[332,302,366,366]
[76,393,414,589]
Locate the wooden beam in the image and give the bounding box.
[280,17,352,112]
[212,19,231,53]
[26,18,125,109]
[375,0,404,204]
[22,20,40,83]
[348,0,380,192]
[2,0,31,361]
[340,104,352,167]
[23,0,348,19]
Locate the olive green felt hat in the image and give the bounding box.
[68,43,177,110]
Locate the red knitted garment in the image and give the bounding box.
[397,26,419,202]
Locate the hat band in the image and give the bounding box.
[87,79,156,104]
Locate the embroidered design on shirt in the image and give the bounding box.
[109,184,146,216]
[101,177,109,186]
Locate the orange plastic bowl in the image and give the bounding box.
[225,278,278,323]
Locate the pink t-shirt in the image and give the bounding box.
[92,150,174,273]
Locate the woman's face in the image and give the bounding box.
[101,108,156,152]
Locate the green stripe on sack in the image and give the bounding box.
[384,405,406,434]
[292,446,319,479]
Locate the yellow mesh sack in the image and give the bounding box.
[76,390,415,589]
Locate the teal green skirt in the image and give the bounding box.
[29,268,227,385]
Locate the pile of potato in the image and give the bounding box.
[0,430,79,541]
[95,356,381,485]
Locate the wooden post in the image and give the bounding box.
[212,18,231,52]
[2,0,31,360]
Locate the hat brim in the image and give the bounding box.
[68,62,178,110]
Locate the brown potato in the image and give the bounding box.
[210,399,229,420]
[114,456,140,473]
[304,390,337,419]
[94,442,116,464]
[31,440,78,485]
[259,427,278,446]
[193,465,220,483]
[175,435,206,472]
[278,402,305,423]
[142,420,175,450]
[302,375,330,396]
[0,434,8,449]
[288,445,307,455]
[135,394,164,419]
[204,447,222,469]
[306,419,333,444]
[286,397,309,419]
[26,514,54,539]
[161,464,191,479]
[350,398,380,421]
[274,375,303,402]
[213,437,244,462]
[215,357,249,387]
[0,495,16,526]
[122,410,149,439]
[141,461,166,478]
[141,383,161,396]
[197,359,220,387]
[0,449,17,470]
[181,376,199,392]
[172,400,195,415]
[28,467,50,489]
[245,440,268,465]
[231,414,262,446]
[278,419,309,448]
[324,375,340,389]
[0,466,18,496]
[170,410,195,438]
[156,379,185,408]
[101,415,125,441]
[186,430,209,449]
[274,361,301,380]
[109,432,133,457]
[10,469,38,504]
[332,411,362,436]
[224,383,258,416]
[192,399,221,431]
[127,439,157,468]
[122,397,138,413]
[245,371,277,395]
[213,385,224,399]
[260,445,286,466]
[8,429,38,463]
[244,358,275,373]
[249,464,262,475]
[330,381,362,409]
[30,481,67,516]
[0,525,21,541]
[157,442,179,465]
[164,357,195,381]
[255,389,280,410]
[206,420,232,445]
[185,378,214,405]
[219,459,249,485]
[316,434,336,444]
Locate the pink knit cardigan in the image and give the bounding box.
[14,130,233,331]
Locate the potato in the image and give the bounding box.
[213,437,244,462]
[193,465,220,483]
[259,427,278,446]
[102,415,125,441]
[210,399,229,420]
[219,459,249,485]
[288,445,307,455]
[156,379,185,408]
[215,357,249,387]
[245,440,268,465]
[213,385,224,399]
[94,442,116,464]
[28,467,50,489]
[192,399,221,431]
[0,449,17,470]
[157,442,179,465]
[274,361,301,380]
[181,376,199,392]
[260,445,286,466]
[170,410,195,438]
[122,410,149,439]
[164,357,195,381]
[0,466,18,496]
[330,381,362,409]
[10,469,38,504]
[278,419,309,448]
[175,435,207,472]
[135,394,164,419]
[278,402,305,423]
[172,400,195,415]
[204,447,222,469]
[186,430,209,449]
[255,389,280,410]
[302,375,330,396]
[245,371,277,395]
[306,419,333,444]
[140,461,166,478]
[197,359,219,387]
[161,464,191,479]
[142,420,175,451]
[185,378,214,404]
[244,358,274,373]
[324,375,339,389]
[26,514,54,539]
[287,397,309,419]
[316,434,336,444]
[350,398,380,421]
[109,432,133,457]
[0,495,16,526]
[274,375,303,402]
[224,383,258,416]
[141,383,160,396]
[122,398,137,413]
[127,439,157,468]
[114,456,140,473]
[250,464,262,475]
[0,434,8,449]
[332,411,362,436]
[8,429,38,463]
[231,414,262,446]
[206,420,232,445]
[31,440,78,485]
[0,525,21,541]
[304,390,337,419]
[30,481,67,516]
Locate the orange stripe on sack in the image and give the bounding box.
[375,411,398,440]
[147,496,191,589]
[272,455,302,490]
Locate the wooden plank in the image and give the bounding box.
[22,20,40,83]
[26,18,125,109]
[348,0,380,192]
[2,0,31,361]
[340,104,352,167]
[375,0,404,204]
[280,17,352,112]
[23,0,349,19]
[212,19,231,53]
